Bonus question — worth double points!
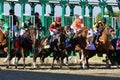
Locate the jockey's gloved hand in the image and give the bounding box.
[15,32,19,37]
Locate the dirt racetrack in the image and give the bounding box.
[0,56,120,80]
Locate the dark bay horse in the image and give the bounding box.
[33,27,66,69]
[6,27,38,69]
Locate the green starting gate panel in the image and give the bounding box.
[28,0,39,3]
[5,0,19,2]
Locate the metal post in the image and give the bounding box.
[88,5,93,28]
[50,4,55,16]
[0,2,3,15]
[100,6,105,18]
[30,3,35,15]
[10,2,15,10]
[81,5,86,17]
[8,15,13,56]
[62,4,66,27]
[99,0,107,18]
[41,3,46,37]
[21,3,25,27]
[69,5,74,16]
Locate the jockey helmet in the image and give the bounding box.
[9,9,14,14]
[34,12,39,16]
[55,17,61,22]
[101,17,106,23]
[79,16,83,19]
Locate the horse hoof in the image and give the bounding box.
[6,66,9,69]
[60,66,62,69]
[106,65,111,69]
[15,66,17,69]
[50,66,54,69]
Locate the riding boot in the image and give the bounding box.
[93,35,97,43]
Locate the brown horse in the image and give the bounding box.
[0,29,8,69]
[0,29,8,53]
[73,27,89,69]
[63,26,89,68]
[86,26,114,68]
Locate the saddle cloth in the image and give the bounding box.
[116,39,120,50]
[87,43,96,50]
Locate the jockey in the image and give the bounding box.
[9,9,19,49]
[93,17,107,33]
[70,15,84,33]
[34,12,42,29]
[49,17,62,35]
[20,17,33,36]
[34,12,42,39]
[23,16,33,30]
[9,9,19,38]
[93,17,107,43]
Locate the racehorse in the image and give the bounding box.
[63,26,89,69]
[34,27,66,69]
[86,26,115,68]
[6,27,38,69]
[0,29,8,52]
[0,29,8,60]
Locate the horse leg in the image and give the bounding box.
[6,55,10,69]
[14,48,21,69]
[65,49,69,65]
[86,50,97,69]
[75,52,80,64]
[51,54,56,69]
[105,53,111,68]
[60,57,64,69]
[21,48,25,69]
[86,56,89,69]
[15,55,21,69]
[33,54,37,68]
[80,50,86,69]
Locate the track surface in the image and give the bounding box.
[0,57,120,80]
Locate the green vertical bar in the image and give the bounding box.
[50,4,55,16]
[88,5,93,28]
[81,5,85,17]
[10,2,15,10]
[0,2,3,15]
[100,6,105,18]
[70,5,74,16]
[62,4,66,27]
[42,3,46,38]
[31,3,35,15]
[21,3,25,27]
